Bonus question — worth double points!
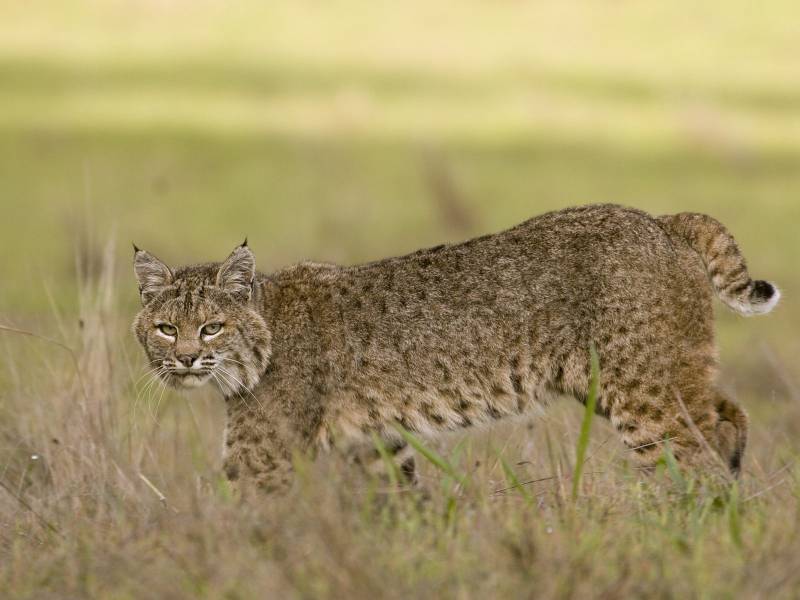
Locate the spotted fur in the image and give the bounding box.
[133,204,779,491]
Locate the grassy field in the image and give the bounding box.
[1,2,799,597]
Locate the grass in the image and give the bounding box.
[2,1,800,597]
[1,275,798,597]
[571,346,600,502]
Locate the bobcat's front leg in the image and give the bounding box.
[223,444,294,494]
[223,399,298,494]
[347,438,418,487]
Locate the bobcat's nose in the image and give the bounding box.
[176,353,198,368]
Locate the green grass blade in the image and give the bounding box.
[662,439,688,493]
[571,344,600,501]
[371,432,401,487]
[499,455,535,506]
[728,482,743,549]
[393,422,465,484]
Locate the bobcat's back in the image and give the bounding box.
[249,204,767,470]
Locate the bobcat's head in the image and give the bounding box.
[132,242,271,396]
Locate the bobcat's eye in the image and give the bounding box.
[201,323,223,337]
[158,324,177,336]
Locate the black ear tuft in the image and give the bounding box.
[133,249,173,305]
[241,237,248,248]
[217,244,256,301]
[132,242,141,254]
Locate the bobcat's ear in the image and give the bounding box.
[217,241,255,302]
[133,246,173,305]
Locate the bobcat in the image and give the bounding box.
[133,204,779,491]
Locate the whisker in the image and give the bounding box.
[222,356,249,368]
[210,371,232,397]
[215,367,261,414]
[152,374,169,421]
[216,364,264,411]
[220,357,263,402]
[213,367,245,404]
[131,364,163,388]
[221,357,261,378]
[141,368,168,423]
[211,370,272,441]
[133,367,166,424]
[136,371,160,420]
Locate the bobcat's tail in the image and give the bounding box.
[658,212,780,316]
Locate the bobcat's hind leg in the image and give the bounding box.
[709,388,748,476]
[607,381,748,477]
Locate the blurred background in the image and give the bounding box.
[1,5,799,595]
[1,1,797,415]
